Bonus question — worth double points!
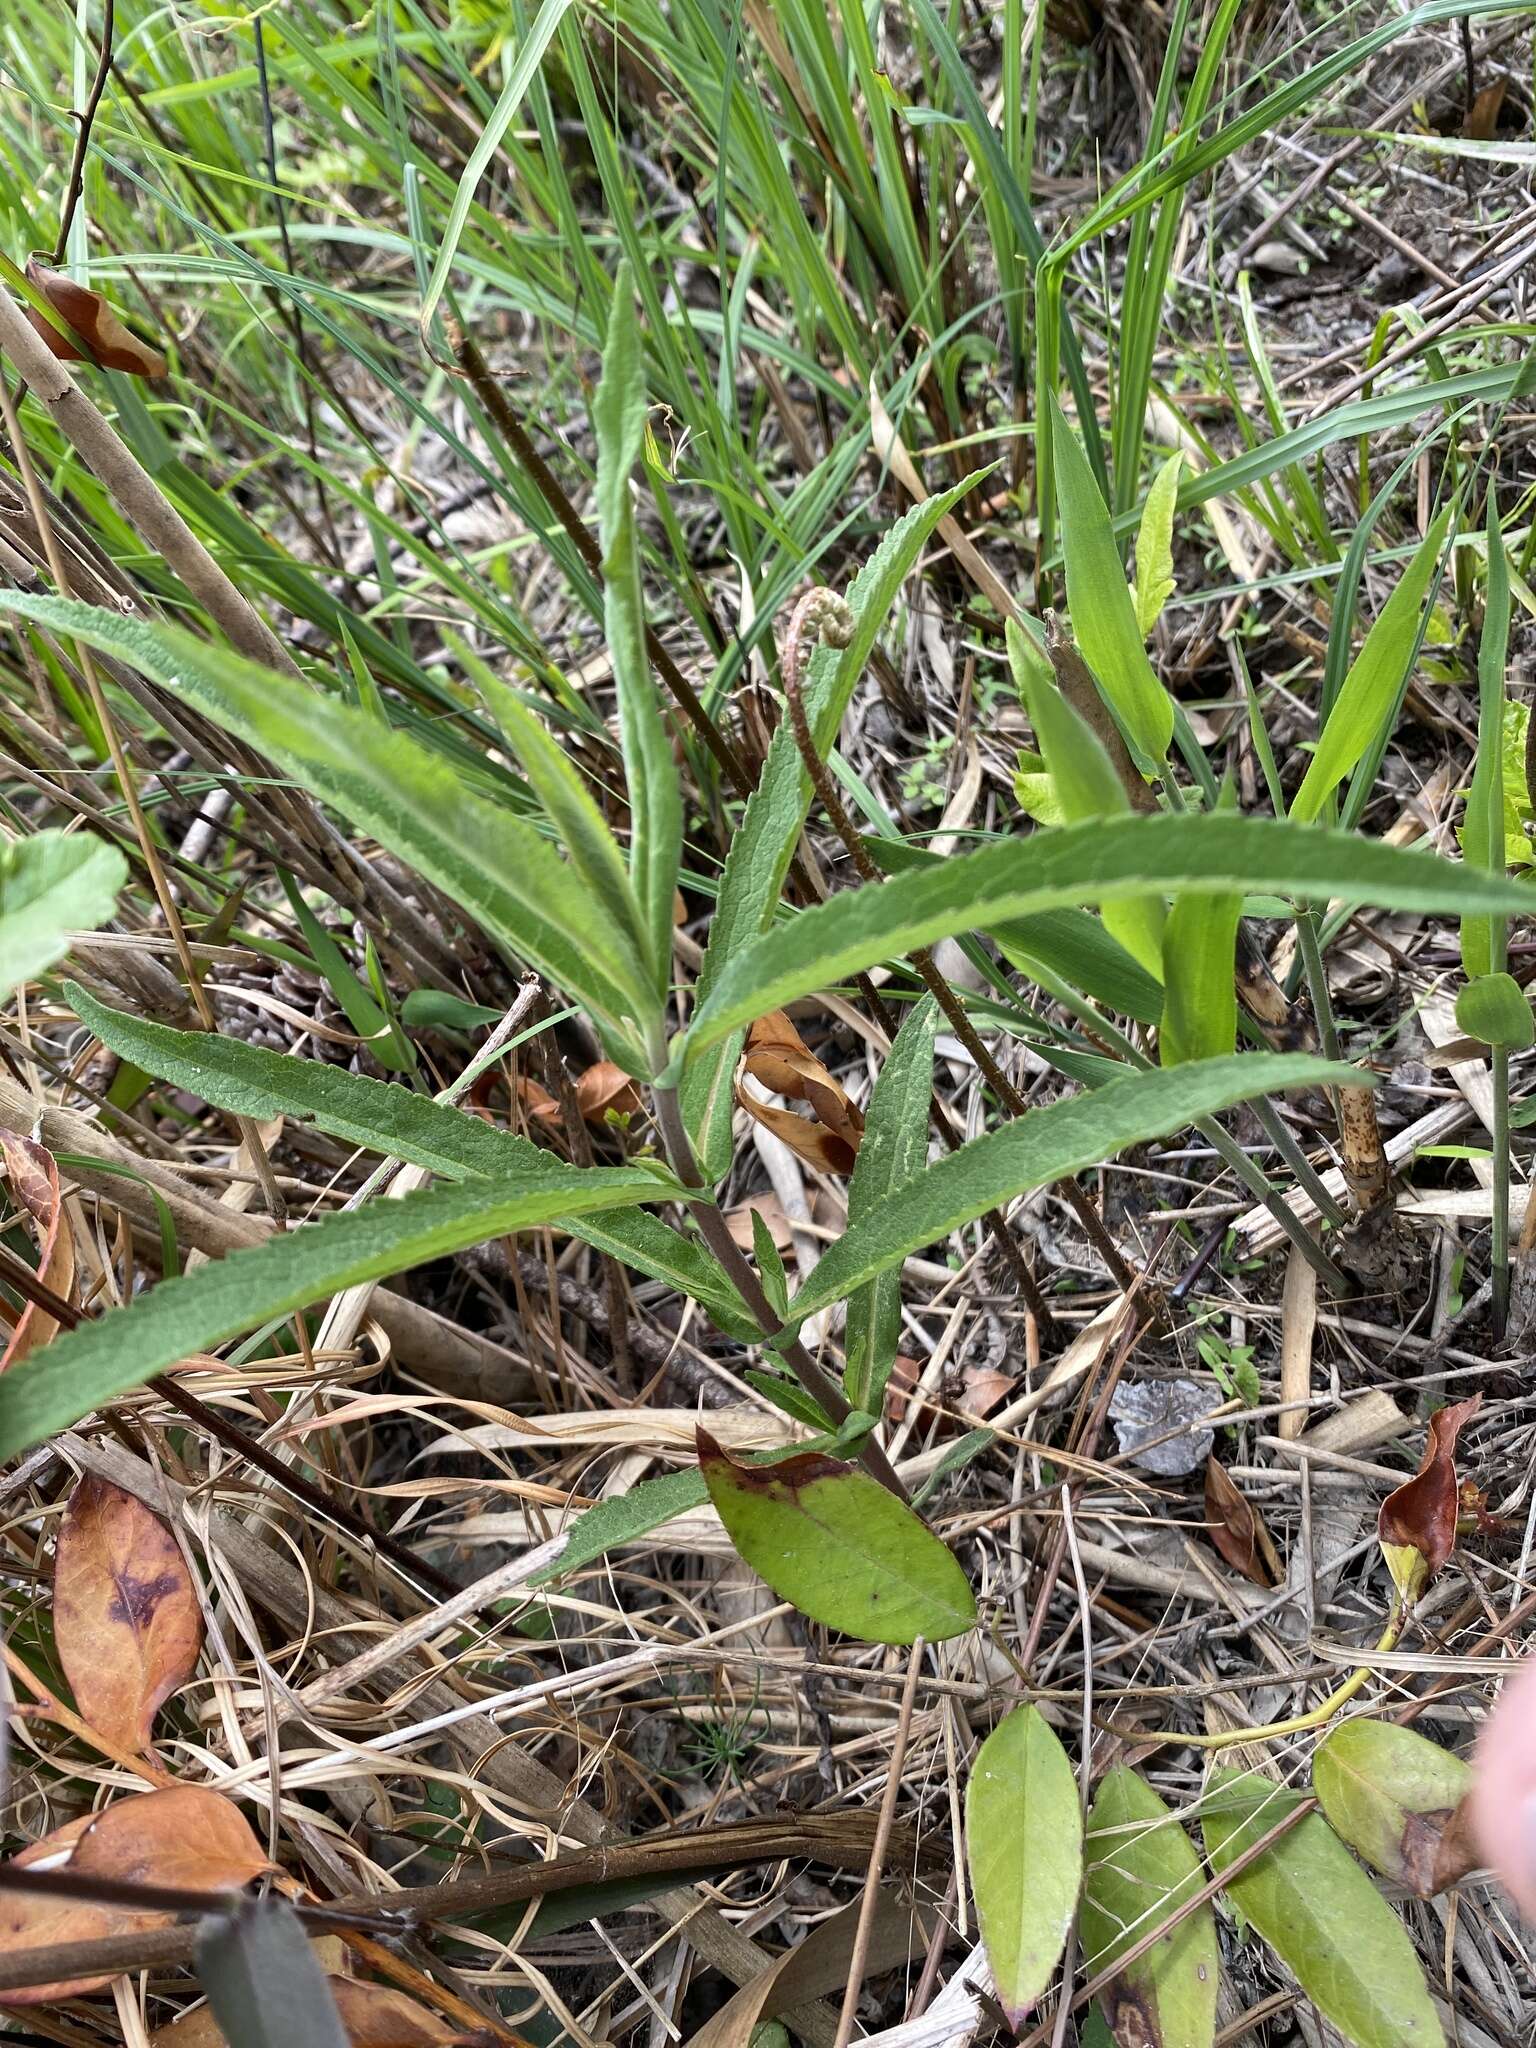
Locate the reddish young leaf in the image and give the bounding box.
[1204,1456,1283,1587]
[54,1474,204,1752]
[574,1060,643,1125]
[1378,1395,1481,1603]
[736,1010,864,1174]
[1472,1650,1536,1921]
[24,259,168,377]
[0,1136,74,1368]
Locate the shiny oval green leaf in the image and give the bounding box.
[966,1704,1083,2024]
[1455,971,1534,1050]
[1312,1721,1475,1898]
[1080,1768,1216,2048]
[697,1431,974,1644]
[1201,1770,1443,2048]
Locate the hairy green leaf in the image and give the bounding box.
[786,1054,1357,1327]
[1159,892,1241,1066]
[1312,1721,1475,1899]
[1080,1768,1216,2048]
[1133,452,1183,636]
[0,830,126,993]
[697,1430,975,1643]
[1201,1770,1443,2048]
[843,999,937,1414]
[531,1468,710,1585]
[681,815,1529,1062]
[966,1705,1082,2024]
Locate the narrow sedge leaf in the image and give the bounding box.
[1159,892,1242,1066]
[0,830,126,993]
[1133,452,1184,636]
[1080,1768,1217,2048]
[1201,1771,1443,2048]
[1455,971,1533,1049]
[1291,507,1451,824]
[595,264,682,995]
[681,815,1531,1062]
[966,1706,1083,2024]
[1312,1722,1475,1899]
[0,594,657,1049]
[1007,620,1164,978]
[786,1054,1362,1327]
[697,1429,975,1644]
[0,1169,669,1461]
[843,999,938,1414]
[67,985,752,1336]
[1462,507,1514,978]
[1049,391,1173,767]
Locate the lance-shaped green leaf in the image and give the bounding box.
[1291,507,1451,825]
[1462,505,1514,979]
[842,999,937,1414]
[1080,1767,1216,2048]
[0,593,657,1054]
[1201,1770,1443,2048]
[966,1706,1082,2024]
[1159,891,1241,1066]
[1312,1721,1476,1899]
[595,265,682,998]
[697,1429,975,1644]
[1049,392,1173,769]
[1008,620,1163,978]
[683,479,980,1176]
[0,830,126,992]
[786,1053,1359,1328]
[530,1468,710,1585]
[1133,452,1184,637]
[0,1165,670,1461]
[67,985,751,1336]
[679,814,1530,1063]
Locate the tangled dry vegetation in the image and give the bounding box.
[0,1,1535,2046]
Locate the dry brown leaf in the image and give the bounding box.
[1204,1457,1283,1588]
[71,1784,270,1893]
[574,1060,643,1125]
[1378,1394,1482,1603]
[1465,76,1508,139]
[24,260,168,377]
[736,1011,863,1174]
[0,1814,153,2005]
[0,1136,74,1368]
[54,1473,204,1753]
[724,1194,794,1253]
[513,1075,560,1122]
[327,1979,457,2047]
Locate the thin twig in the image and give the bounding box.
[51,0,116,266]
[834,1637,925,2048]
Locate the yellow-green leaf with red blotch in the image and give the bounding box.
[0,1136,74,1368]
[1377,1395,1481,1604]
[54,1474,204,1752]
[1312,1722,1476,1899]
[697,1429,974,1643]
[24,259,167,377]
[1080,1768,1217,2048]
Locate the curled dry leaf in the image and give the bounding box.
[24,259,168,378]
[514,1075,561,1122]
[1204,1457,1282,1588]
[54,1473,204,1752]
[326,1978,457,2047]
[735,1010,863,1174]
[575,1060,643,1125]
[1377,1394,1481,1604]
[0,1135,74,1368]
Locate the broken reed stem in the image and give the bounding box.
[781,591,1136,1300]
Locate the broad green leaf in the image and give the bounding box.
[1201,1770,1443,2048]
[0,830,126,993]
[1080,1768,1217,2048]
[0,1162,669,1461]
[1159,892,1241,1066]
[1291,508,1451,824]
[697,1430,975,1643]
[461,640,646,971]
[680,815,1530,1063]
[843,999,937,1414]
[1049,392,1173,768]
[1462,508,1515,977]
[1312,1721,1475,1898]
[684,480,979,1176]
[786,1053,1360,1328]
[530,1468,709,1585]
[197,1896,348,2048]
[966,1705,1082,2023]
[595,266,682,997]
[1455,971,1533,1049]
[1133,453,1184,636]
[1007,620,1163,977]
[0,594,657,1054]
[66,985,753,1336]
